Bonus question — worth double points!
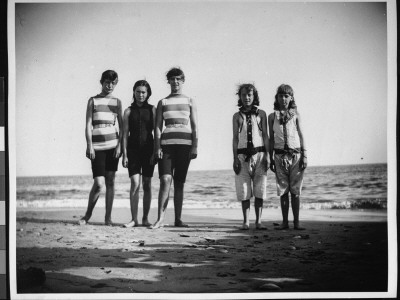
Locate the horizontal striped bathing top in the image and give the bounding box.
[91,95,120,151]
[160,94,192,146]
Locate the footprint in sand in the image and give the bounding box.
[217,272,236,277]
[240,268,260,273]
[91,283,108,288]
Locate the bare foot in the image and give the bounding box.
[78,218,87,226]
[150,221,164,229]
[255,223,267,230]
[142,219,152,227]
[294,222,305,230]
[275,223,289,230]
[123,220,137,228]
[174,220,189,227]
[294,225,306,230]
[240,224,250,230]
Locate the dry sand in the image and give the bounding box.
[14,207,389,297]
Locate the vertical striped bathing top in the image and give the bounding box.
[160,94,192,146]
[91,95,120,151]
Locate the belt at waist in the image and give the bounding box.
[93,124,114,129]
[274,147,301,155]
[237,146,266,156]
[165,124,187,128]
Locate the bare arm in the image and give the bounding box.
[268,113,276,172]
[189,98,198,159]
[150,106,157,165]
[85,98,95,160]
[232,112,241,174]
[113,99,123,158]
[122,108,131,168]
[152,106,157,138]
[296,112,307,170]
[259,110,270,170]
[154,100,163,160]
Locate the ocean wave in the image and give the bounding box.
[191,190,217,195]
[302,200,386,210]
[331,183,347,188]
[350,200,387,209]
[16,198,387,210]
[16,199,244,210]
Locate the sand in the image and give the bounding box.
[14,207,389,297]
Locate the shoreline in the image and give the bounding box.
[13,207,393,297]
[16,207,388,224]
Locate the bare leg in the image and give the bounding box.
[240,199,250,230]
[276,193,289,230]
[79,176,104,225]
[151,174,172,229]
[173,181,188,227]
[124,174,140,228]
[291,193,305,230]
[142,176,152,226]
[104,171,116,226]
[255,198,266,229]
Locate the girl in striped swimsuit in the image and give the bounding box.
[151,67,198,229]
[79,70,123,226]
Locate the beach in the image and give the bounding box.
[15,207,389,297]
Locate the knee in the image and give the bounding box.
[93,181,104,193]
[241,199,251,208]
[174,181,184,190]
[160,175,172,187]
[142,178,152,192]
[105,177,115,188]
[130,176,141,190]
[281,193,290,200]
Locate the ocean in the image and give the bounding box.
[16,164,387,210]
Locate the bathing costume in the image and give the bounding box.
[91,95,120,151]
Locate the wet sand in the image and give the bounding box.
[14,207,389,297]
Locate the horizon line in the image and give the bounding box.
[15,162,388,178]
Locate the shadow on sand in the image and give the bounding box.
[15,214,389,295]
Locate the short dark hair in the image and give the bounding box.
[236,83,260,107]
[166,67,185,82]
[100,70,118,84]
[132,80,152,102]
[273,84,297,110]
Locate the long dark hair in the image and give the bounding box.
[132,80,152,103]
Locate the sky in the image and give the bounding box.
[10,0,395,177]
